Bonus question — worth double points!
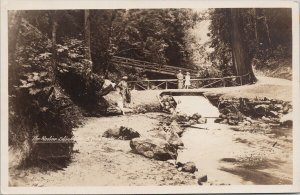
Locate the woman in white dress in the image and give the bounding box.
[184,72,191,89]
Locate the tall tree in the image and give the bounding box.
[84,10,92,60]
[230,8,256,82]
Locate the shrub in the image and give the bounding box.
[9,20,82,165]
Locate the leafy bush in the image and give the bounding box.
[56,38,108,116]
[9,20,82,164]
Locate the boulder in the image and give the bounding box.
[198,174,208,183]
[130,137,177,160]
[169,120,184,136]
[156,128,184,148]
[254,104,269,116]
[214,118,223,123]
[182,161,197,173]
[102,127,120,138]
[119,126,140,140]
[102,126,140,140]
[192,113,201,120]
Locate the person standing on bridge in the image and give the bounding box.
[184,72,191,89]
[176,70,184,89]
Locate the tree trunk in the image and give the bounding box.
[253,8,258,45]
[84,10,92,60]
[8,11,22,91]
[104,11,117,78]
[51,11,58,84]
[230,8,257,83]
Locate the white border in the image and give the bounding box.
[1,0,299,194]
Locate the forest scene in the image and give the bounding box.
[8,8,293,187]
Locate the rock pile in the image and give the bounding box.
[216,97,293,125]
[173,112,207,126]
[156,125,184,149]
[102,126,140,140]
[159,95,177,113]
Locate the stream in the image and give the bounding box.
[173,95,292,185]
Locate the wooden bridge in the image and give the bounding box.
[111,56,199,76]
[111,56,253,90]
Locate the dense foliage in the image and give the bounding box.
[90,9,201,74]
[208,8,292,77]
[9,19,82,162]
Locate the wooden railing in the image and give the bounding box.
[128,73,252,90]
[111,56,253,90]
[111,56,198,76]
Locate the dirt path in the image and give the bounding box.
[10,113,197,186]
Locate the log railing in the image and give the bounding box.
[128,73,252,90]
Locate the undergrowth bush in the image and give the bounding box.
[56,38,108,116]
[9,20,82,165]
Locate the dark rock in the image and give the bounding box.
[254,104,269,116]
[119,126,140,140]
[102,126,140,140]
[214,118,223,123]
[182,161,197,173]
[130,137,177,161]
[176,161,184,167]
[102,127,120,138]
[219,119,228,124]
[198,175,208,182]
[228,119,238,125]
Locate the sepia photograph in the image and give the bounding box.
[1,0,300,194]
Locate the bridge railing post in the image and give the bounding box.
[147,81,150,90]
[165,81,168,89]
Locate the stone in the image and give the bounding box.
[268,111,279,118]
[254,104,269,116]
[198,174,208,182]
[219,119,228,124]
[169,120,184,136]
[197,118,207,124]
[119,126,140,140]
[192,113,201,120]
[182,161,197,173]
[214,118,223,123]
[156,128,184,149]
[103,126,140,140]
[228,119,238,126]
[102,127,120,138]
[130,137,177,161]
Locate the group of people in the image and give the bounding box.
[176,70,191,89]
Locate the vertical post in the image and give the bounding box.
[165,81,168,89]
[147,81,150,90]
[133,83,136,90]
[240,76,243,86]
[222,78,226,87]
